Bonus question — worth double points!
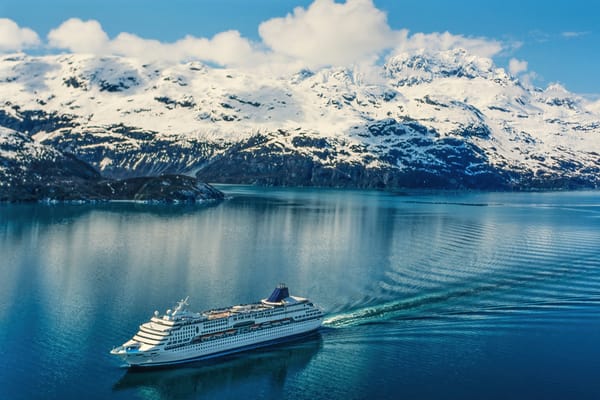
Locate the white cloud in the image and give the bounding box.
[48,18,109,54]
[509,58,528,75]
[0,18,40,52]
[258,0,395,67]
[186,30,264,67]
[561,31,590,38]
[11,1,517,73]
[47,18,262,67]
[508,58,538,87]
[520,71,538,87]
[585,98,600,114]
[257,0,508,68]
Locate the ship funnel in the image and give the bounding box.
[267,284,289,302]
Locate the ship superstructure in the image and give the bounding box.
[110,284,323,367]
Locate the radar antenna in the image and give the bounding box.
[172,296,190,316]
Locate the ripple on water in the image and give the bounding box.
[325,207,600,335]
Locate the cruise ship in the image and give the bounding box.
[110,284,323,367]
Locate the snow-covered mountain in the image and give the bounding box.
[1,48,599,192]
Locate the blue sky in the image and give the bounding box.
[1,0,598,94]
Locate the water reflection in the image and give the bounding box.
[3,188,600,399]
[113,334,322,399]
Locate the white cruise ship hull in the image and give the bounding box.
[110,285,324,368]
[113,318,322,367]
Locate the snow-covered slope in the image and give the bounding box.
[1,49,599,189]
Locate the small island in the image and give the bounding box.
[1,172,224,203]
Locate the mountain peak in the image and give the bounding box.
[539,82,582,109]
[383,48,510,86]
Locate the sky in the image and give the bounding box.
[1,0,598,95]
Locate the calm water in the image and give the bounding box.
[2,186,600,399]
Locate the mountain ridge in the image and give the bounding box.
[1,48,599,193]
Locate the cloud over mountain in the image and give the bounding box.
[509,58,528,75]
[258,0,395,67]
[1,1,513,75]
[0,18,40,52]
[47,18,262,67]
[48,18,109,54]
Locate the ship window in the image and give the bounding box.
[196,327,199,334]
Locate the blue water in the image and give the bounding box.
[2,187,600,399]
